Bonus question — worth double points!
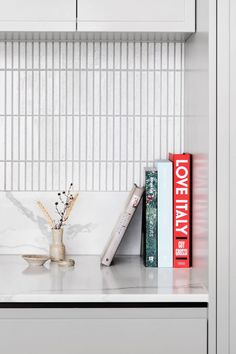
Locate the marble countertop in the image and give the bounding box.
[0,255,208,303]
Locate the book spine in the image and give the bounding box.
[156,161,173,268]
[169,154,191,268]
[144,170,158,267]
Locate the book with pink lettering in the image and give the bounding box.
[169,153,191,268]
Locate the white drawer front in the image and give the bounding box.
[0,308,207,354]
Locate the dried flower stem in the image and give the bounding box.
[36,201,54,228]
[64,193,79,221]
[54,183,75,229]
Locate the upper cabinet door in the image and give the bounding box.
[0,0,76,31]
[77,0,195,32]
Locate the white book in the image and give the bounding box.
[156,160,173,267]
[101,184,144,266]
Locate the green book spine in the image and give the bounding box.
[144,169,158,267]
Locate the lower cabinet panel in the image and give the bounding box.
[0,308,207,354]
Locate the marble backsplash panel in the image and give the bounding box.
[0,191,142,255]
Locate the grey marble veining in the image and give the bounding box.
[0,191,142,255]
[0,255,208,303]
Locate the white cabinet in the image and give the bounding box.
[0,0,195,33]
[77,0,195,32]
[0,0,76,31]
[0,308,207,354]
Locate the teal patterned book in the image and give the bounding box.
[144,168,158,267]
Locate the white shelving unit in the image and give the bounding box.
[0,255,209,354]
[0,0,220,353]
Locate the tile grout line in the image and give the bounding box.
[1,39,184,192]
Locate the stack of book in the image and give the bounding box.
[100,153,191,268]
[144,153,191,268]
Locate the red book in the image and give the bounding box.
[169,153,191,268]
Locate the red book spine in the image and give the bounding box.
[169,153,191,268]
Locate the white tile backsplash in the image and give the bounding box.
[0,39,184,255]
[0,40,184,192]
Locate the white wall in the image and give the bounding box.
[0,39,184,255]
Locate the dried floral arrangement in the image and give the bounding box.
[37,183,79,230]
